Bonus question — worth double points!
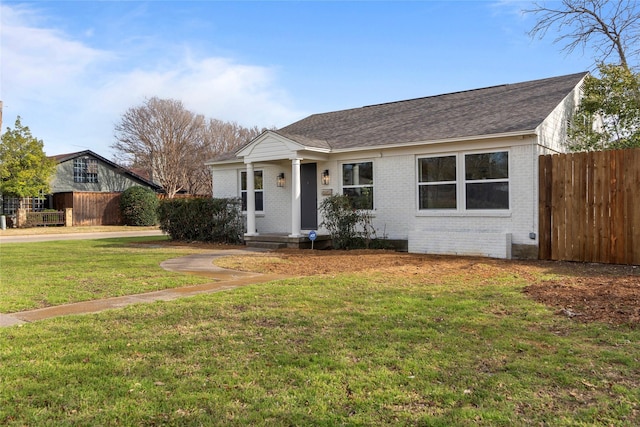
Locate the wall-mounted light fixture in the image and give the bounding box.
[321,169,330,185]
[277,172,285,187]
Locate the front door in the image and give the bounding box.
[300,163,317,230]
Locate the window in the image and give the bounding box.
[418,156,457,209]
[465,152,509,210]
[241,170,263,211]
[1,195,46,215]
[342,161,373,209]
[73,158,99,183]
[417,151,509,211]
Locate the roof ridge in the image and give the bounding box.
[361,71,588,110]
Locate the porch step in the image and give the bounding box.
[245,241,287,250]
[243,233,332,250]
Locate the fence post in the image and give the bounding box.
[16,209,27,228]
[65,208,73,227]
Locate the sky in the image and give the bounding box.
[1,0,597,159]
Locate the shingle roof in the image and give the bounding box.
[277,72,588,150]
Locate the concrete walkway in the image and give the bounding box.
[0,248,288,327]
[0,229,165,243]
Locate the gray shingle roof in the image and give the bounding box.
[278,72,588,150]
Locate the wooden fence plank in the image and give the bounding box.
[584,151,595,262]
[610,151,624,263]
[538,155,552,260]
[551,156,564,260]
[599,151,611,264]
[631,149,640,265]
[560,153,573,260]
[623,150,633,264]
[573,153,585,261]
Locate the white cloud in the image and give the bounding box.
[98,55,300,129]
[1,4,111,100]
[0,4,304,157]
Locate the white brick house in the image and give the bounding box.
[206,72,587,258]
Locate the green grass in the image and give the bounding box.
[1,248,638,426]
[0,237,212,312]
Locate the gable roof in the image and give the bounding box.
[50,150,162,191]
[208,72,588,164]
[278,72,588,150]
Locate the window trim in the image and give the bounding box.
[417,154,458,210]
[240,169,264,213]
[340,160,375,210]
[416,150,511,214]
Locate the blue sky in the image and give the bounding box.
[1,1,596,159]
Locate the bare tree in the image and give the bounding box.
[183,119,263,195]
[203,118,263,154]
[526,0,640,69]
[113,97,204,198]
[113,98,266,197]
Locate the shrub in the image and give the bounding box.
[157,197,243,244]
[120,186,159,226]
[320,194,376,249]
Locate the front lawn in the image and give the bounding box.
[0,237,212,312]
[1,240,638,425]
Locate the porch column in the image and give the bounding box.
[245,162,257,236]
[289,158,302,237]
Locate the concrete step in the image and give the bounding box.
[245,241,287,250]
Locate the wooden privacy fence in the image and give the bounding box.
[53,192,122,226]
[539,148,640,265]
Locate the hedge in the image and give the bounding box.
[157,197,243,244]
[120,186,159,226]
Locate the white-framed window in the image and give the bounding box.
[417,151,509,211]
[341,161,374,210]
[73,158,99,183]
[464,152,509,210]
[240,170,263,212]
[418,155,457,209]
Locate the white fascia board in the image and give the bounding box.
[330,130,538,154]
[287,149,331,161]
[205,158,241,166]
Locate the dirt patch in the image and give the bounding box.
[165,242,640,327]
[523,275,640,326]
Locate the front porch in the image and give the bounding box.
[244,233,332,250]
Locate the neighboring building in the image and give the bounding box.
[49,150,160,194]
[1,150,160,225]
[207,72,588,259]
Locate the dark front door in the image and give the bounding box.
[300,163,317,230]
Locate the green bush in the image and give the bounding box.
[157,197,243,244]
[320,194,381,249]
[119,186,159,226]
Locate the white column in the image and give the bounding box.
[289,158,302,237]
[245,162,257,236]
